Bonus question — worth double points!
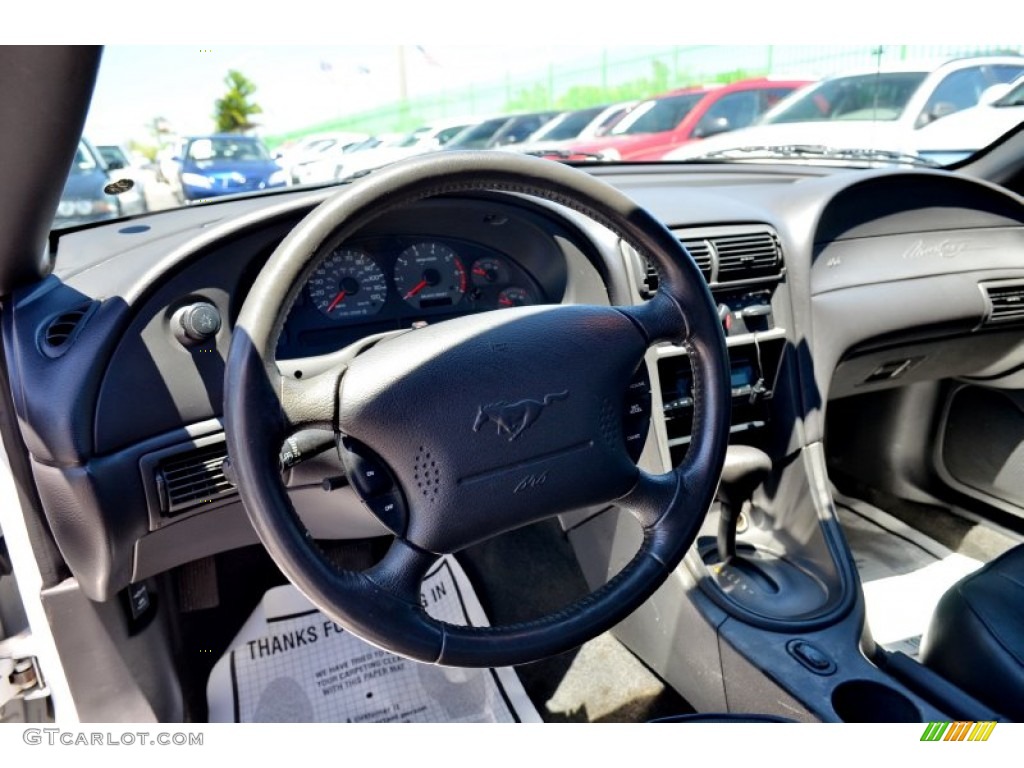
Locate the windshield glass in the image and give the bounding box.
[610,93,703,135]
[995,78,1024,105]
[186,137,270,162]
[532,107,605,141]
[71,144,98,173]
[56,43,1024,230]
[762,72,928,123]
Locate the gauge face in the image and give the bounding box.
[307,248,388,319]
[394,242,467,309]
[470,256,509,287]
[498,286,533,307]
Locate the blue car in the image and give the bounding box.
[173,134,288,202]
[53,138,124,229]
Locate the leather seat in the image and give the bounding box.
[920,544,1024,720]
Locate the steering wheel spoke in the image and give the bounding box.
[617,468,684,529]
[278,366,343,432]
[365,538,437,603]
[619,289,691,346]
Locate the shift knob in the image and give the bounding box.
[716,445,772,561]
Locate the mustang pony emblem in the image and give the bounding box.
[472,391,569,441]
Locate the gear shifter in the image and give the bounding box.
[704,446,828,620]
[716,445,772,562]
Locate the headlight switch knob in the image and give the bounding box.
[176,301,222,344]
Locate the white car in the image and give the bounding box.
[914,75,1024,163]
[514,101,637,155]
[93,143,149,215]
[664,55,1024,162]
[276,132,369,184]
[332,118,478,180]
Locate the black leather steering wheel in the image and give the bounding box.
[224,151,731,668]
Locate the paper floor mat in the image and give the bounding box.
[207,555,542,723]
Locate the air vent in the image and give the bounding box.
[680,239,714,281]
[981,281,1024,325]
[155,442,236,516]
[714,232,782,281]
[641,239,713,295]
[39,303,96,358]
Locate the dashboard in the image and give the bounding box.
[8,159,1024,604]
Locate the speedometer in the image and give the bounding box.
[307,248,388,320]
[394,241,467,309]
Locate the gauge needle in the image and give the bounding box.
[473,268,488,277]
[403,279,428,300]
[326,290,347,312]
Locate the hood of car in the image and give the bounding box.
[184,159,281,177]
[340,146,422,175]
[914,105,1024,152]
[663,121,911,160]
[567,132,672,157]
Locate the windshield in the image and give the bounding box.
[186,137,270,162]
[397,129,429,147]
[55,43,1024,230]
[70,143,98,173]
[610,93,704,135]
[531,107,605,141]
[762,72,928,123]
[995,78,1024,106]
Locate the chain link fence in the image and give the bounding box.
[273,44,1023,144]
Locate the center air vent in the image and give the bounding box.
[155,442,235,516]
[679,238,714,280]
[641,239,713,295]
[981,280,1024,325]
[633,226,783,297]
[713,231,782,280]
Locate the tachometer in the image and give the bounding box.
[307,248,388,320]
[394,241,467,309]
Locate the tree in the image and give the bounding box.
[213,70,263,133]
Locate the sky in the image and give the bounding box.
[84,45,614,142]
[12,0,1015,145]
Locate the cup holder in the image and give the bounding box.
[832,679,920,722]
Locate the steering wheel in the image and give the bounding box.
[224,151,731,668]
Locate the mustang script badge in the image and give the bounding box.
[472,391,569,441]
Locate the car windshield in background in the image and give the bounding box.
[55,44,1024,231]
[188,137,269,162]
[532,107,606,141]
[996,78,1024,106]
[610,93,703,135]
[762,72,928,122]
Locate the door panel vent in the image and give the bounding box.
[155,442,235,516]
[981,281,1024,325]
[39,303,97,358]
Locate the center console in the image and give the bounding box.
[658,330,787,465]
[564,225,909,719]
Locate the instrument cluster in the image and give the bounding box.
[278,234,549,359]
